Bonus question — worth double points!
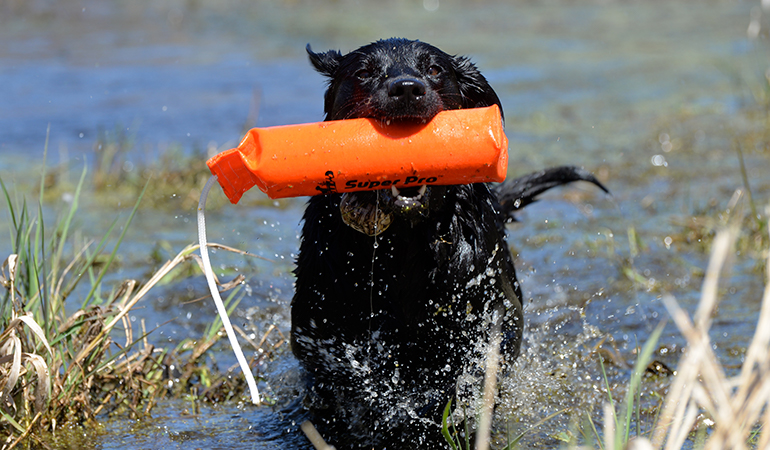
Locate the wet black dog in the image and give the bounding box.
[291,38,607,449]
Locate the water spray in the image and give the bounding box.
[196,104,508,405]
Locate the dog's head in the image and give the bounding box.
[307,38,503,235]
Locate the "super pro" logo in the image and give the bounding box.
[344,176,439,190]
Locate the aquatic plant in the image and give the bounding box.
[0,151,273,448]
[0,157,159,446]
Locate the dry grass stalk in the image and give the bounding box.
[646,218,770,449]
[301,421,337,450]
[586,201,768,450]
[476,311,503,450]
[1,257,53,421]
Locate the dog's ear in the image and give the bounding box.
[452,56,504,119]
[306,44,343,78]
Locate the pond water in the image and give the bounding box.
[2,0,769,448]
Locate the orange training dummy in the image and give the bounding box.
[206,104,508,203]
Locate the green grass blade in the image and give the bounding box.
[582,409,604,450]
[618,321,666,447]
[0,175,19,237]
[0,407,25,433]
[39,125,49,203]
[23,212,39,303]
[49,320,84,348]
[81,177,150,307]
[206,285,244,341]
[50,163,87,308]
[598,353,619,435]
[501,408,570,450]
[4,199,29,312]
[734,139,758,222]
[36,125,51,327]
[635,340,642,439]
[0,176,17,318]
[441,397,459,450]
[63,216,118,307]
[13,200,29,260]
[36,199,50,332]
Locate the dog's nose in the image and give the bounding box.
[388,78,426,102]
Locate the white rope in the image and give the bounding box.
[197,175,261,405]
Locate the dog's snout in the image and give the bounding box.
[388,78,426,102]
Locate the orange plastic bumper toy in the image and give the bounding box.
[206,104,508,202]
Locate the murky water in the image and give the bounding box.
[2,0,769,448]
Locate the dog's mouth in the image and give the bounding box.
[338,113,440,236]
[379,116,431,126]
[387,184,428,209]
[340,184,431,236]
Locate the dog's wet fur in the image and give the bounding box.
[290,38,608,449]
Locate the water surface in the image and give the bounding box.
[1,1,768,448]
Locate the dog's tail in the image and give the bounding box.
[494,165,609,220]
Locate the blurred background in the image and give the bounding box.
[1,0,769,448]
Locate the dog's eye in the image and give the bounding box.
[355,69,371,80]
[427,65,443,77]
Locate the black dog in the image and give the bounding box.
[291,38,607,449]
